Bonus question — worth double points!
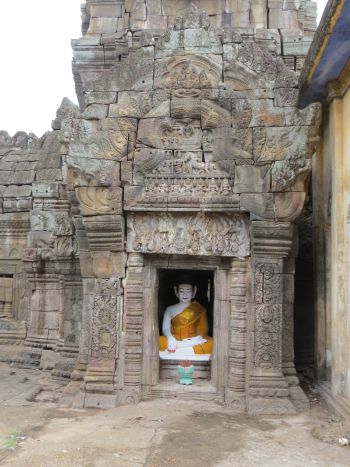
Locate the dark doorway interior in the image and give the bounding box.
[293,191,315,376]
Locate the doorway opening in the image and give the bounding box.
[157,268,214,381]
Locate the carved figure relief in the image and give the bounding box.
[155,55,221,89]
[127,213,250,258]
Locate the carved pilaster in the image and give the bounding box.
[119,253,144,404]
[82,276,122,408]
[72,211,125,407]
[247,221,296,415]
[225,260,249,411]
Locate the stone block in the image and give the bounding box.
[162,0,192,16]
[285,103,321,126]
[3,198,32,212]
[194,0,226,15]
[223,43,239,61]
[12,170,36,184]
[79,252,94,277]
[240,193,275,220]
[274,88,299,107]
[144,15,168,30]
[0,171,13,184]
[90,4,123,18]
[109,90,170,119]
[37,154,61,170]
[147,0,162,15]
[232,11,250,27]
[253,126,310,163]
[92,252,126,278]
[272,156,311,192]
[76,186,122,216]
[3,185,32,197]
[37,169,62,181]
[281,32,312,56]
[207,127,253,162]
[30,210,72,235]
[67,157,120,188]
[250,5,267,28]
[87,17,119,34]
[68,131,129,161]
[275,192,306,221]
[85,50,154,92]
[249,99,286,127]
[100,119,137,137]
[82,104,108,120]
[269,9,298,29]
[209,13,232,28]
[32,182,60,198]
[84,91,117,105]
[233,165,271,193]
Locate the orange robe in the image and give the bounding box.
[159,301,213,354]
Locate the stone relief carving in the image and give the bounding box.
[254,263,282,370]
[138,117,202,150]
[127,213,250,257]
[254,263,282,304]
[272,152,311,192]
[90,277,120,358]
[155,55,221,89]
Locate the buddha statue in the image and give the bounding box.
[159,280,213,357]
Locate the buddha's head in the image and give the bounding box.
[174,282,197,304]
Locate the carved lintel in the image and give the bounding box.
[127,212,250,258]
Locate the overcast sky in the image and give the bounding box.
[0,0,328,137]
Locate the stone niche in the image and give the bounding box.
[62,5,321,414]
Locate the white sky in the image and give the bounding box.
[0,0,328,137]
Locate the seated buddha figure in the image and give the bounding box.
[159,281,213,356]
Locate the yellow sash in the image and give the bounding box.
[171,301,206,340]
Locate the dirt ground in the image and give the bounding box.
[0,362,350,467]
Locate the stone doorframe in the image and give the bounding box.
[142,255,231,400]
[122,253,250,406]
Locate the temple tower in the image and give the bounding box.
[0,0,320,414]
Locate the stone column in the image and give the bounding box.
[247,221,296,415]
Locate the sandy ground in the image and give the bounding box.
[0,362,350,467]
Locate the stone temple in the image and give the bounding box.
[0,0,321,414]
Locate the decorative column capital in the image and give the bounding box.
[251,221,294,258]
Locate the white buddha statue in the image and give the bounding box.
[159,281,212,358]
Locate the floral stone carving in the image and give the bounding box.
[127,212,250,258]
